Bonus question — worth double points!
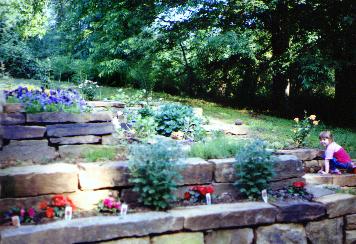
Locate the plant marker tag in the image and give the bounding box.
[64,206,72,220]
[120,203,128,217]
[262,189,268,203]
[11,216,20,227]
[206,193,212,205]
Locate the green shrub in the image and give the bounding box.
[131,115,157,139]
[189,134,247,159]
[292,112,319,147]
[154,103,205,141]
[234,140,275,200]
[128,141,184,210]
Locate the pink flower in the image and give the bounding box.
[113,202,121,210]
[103,198,114,208]
[20,208,25,217]
[28,208,35,218]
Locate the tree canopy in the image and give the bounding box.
[0,0,355,125]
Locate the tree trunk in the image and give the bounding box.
[270,1,290,115]
[334,63,356,125]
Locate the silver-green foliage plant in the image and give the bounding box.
[234,140,275,200]
[128,141,184,210]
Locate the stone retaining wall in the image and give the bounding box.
[0,156,303,212]
[1,193,356,244]
[0,111,114,163]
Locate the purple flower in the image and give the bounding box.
[28,208,35,218]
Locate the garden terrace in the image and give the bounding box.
[1,194,356,244]
[0,111,116,163]
[0,155,304,212]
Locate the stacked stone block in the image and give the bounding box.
[0,111,114,163]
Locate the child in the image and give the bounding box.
[318,131,355,175]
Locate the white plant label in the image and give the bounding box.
[206,193,212,205]
[12,216,20,227]
[261,189,268,203]
[64,206,72,220]
[120,204,128,217]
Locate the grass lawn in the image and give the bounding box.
[1,77,355,157]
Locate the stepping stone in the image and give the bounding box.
[305,184,336,198]
[304,173,356,187]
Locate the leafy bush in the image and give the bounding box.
[235,140,275,200]
[292,112,319,147]
[189,134,247,159]
[128,141,184,210]
[78,80,100,101]
[131,115,157,139]
[154,103,205,141]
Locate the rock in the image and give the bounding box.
[305,184,336,198]
[0,140,57,163]
[1,125,46,139]
[179,158,213,185]
[234,119,243,125]
[333,174,356,187]
[49,135,101,145]
[192,107,203,117]
[272,201,326,222]
[272,155,304,181]
[256,224,307,244]
[224,125,248,135]
[303,160,323,173]
[78,161,130,190]
[345,230,356,244]
[3,103,24,113]
[169,202,277,231]
[102,135,121,145]
[151,232,204,244]
[98,237,150,244]
[303,173,333,185]
[0,113,25,125]
[212,183,244,200]
[346,214,356,230]
[0,212,184,244]
[275,149,321,161]
[27,112,112,123]
[0,163,78,197]
[205,228,253,244]
[120,188,140,204]
[315,193,356,218]
[47,122,114,137]
[208,158,236,183]
[87,101,125,108]
[305,217,344,244]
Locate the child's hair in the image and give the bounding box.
[319,131,333,141]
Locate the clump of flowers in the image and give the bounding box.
[78,80,100,101]
[97,197,121,213]
[184,185,214,203]
[3,207,37,224]
[288,181,307,195]
[4,86,88,113]
[38,195,76,219]
[292,112,319,147]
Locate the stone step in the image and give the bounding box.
[304,173,356,187]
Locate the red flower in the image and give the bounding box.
[292,181,305,188]
[51,195,67,207]
[46,207,54,218]
[65,196,76,211]
[39,201,48,210]
[184,192,191,200]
